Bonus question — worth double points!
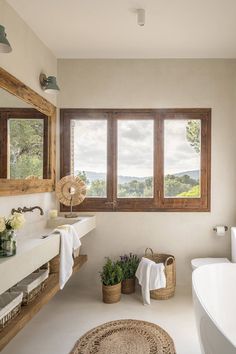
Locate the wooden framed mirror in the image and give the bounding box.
[0,67,56,195]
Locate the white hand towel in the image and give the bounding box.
[135,257,155,305]
[54,225,81,289]
[135,257,166,305]
[149,262,166,290]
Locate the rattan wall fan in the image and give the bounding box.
[56,175,87,218]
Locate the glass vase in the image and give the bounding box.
[0,229,16,257]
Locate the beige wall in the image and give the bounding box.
[0,1,57,223]
[0,0,57,106]
[58,59,236,287]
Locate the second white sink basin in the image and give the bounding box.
[47,215,96,239]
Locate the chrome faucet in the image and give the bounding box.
[11,206,44,216]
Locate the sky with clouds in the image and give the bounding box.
[72,119,200,177]
[164,120,200,175]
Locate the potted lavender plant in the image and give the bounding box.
[119,253,140,294]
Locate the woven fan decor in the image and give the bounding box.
[70,319,176,354]
[56,175,86,207]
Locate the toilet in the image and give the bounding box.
[191,227,236,271]
[191,257,230,271]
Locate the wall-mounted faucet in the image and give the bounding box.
[11,206,44,216]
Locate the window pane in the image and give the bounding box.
[8,119,44,179]
[164,119,201,198]
[117,120,154,198]
[71,120,107,197]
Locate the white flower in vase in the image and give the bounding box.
[8,212,25,230]
[0,217,6,232]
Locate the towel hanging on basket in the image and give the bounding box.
[144,248,176,300]
[136,257,166,305]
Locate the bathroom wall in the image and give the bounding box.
[58,59,236,287]
[0,1,57,223]
[0,0,57,105]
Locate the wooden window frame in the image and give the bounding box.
[60,108,211,212]
[0,108,49,179]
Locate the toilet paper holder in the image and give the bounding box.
[213,226,228,232]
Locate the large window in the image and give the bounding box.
[60,109,211,211]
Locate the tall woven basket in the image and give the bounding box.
[144,248,176,300]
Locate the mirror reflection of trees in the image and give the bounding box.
[0,107,48,180]
[9,119,44,179]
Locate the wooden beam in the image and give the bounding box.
[73,255,87,273]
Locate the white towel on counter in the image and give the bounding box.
[135,257,166,305]
[54,225,81,289]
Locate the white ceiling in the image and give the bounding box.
[6,0,236,58]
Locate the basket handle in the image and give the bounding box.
[145,248,154,258]
[165,256,175,267]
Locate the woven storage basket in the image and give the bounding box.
[144,248,176,300]
[12,269,49,305]
[0,291,23,329]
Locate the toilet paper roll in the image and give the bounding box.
[231,227,236,262]
[215,226,226,236]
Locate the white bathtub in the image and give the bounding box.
[192,263,236,354]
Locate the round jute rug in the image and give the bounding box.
[69,319,176,354]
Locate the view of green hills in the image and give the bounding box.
[76,170,200,198]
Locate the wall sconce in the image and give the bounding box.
[0,25,12,53]
[39,73,60,94]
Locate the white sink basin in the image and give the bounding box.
[0,215,95,295]
[46,215,96,238]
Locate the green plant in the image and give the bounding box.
[100,258,123,286]
[118,253,140,280]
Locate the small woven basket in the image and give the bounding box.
[0,292,23,330]
[144,248,176,300]
[0,303,21,329]
[12,269,49,305]
[21,280,48,305]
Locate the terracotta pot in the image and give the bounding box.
[102,282,121,304]
[121,278,135,294]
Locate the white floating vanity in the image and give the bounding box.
[0,215,95,295]
[0,214,95,351]
[0,233,60,295]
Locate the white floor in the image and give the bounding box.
[1,276,201,354]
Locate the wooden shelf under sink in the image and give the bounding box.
[0,254,88,351]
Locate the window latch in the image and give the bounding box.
[105,201,117,208]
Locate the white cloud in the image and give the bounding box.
[72,119,200,178]
[73,120,107,172]
[117,120,153,177]
[164,120,200,174]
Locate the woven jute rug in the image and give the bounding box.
[70,319,176,354]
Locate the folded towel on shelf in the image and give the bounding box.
[135,257,166,305]
[54,225,81,289]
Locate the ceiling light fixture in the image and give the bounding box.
[39,73,60,94]
[137,9,145,27]
[0,25,12,53]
